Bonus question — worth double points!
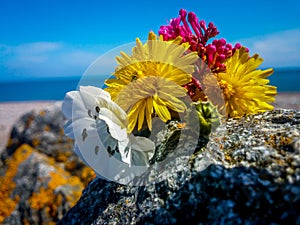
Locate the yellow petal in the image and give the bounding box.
[153,99,171,122]
[137,100,146,131]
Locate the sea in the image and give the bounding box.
[0,68,299,102]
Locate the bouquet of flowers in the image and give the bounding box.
[62,9,277,185]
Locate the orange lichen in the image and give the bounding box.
[177,123,186,129]
[0,141,95,223]
[29,169,84,217]
[265,134,277,148]
[279,136,292,146]
[225,154,231,162]
[80,167,96,186]
[30,187,53,210]
[65,159,96,185]
[59,128,65,136]
[0,144,33,223]
[31,138,40,147]
[48,172,67,189]
[265,134,293,150]
[219,144,224,150]
[23,218,31,225]
[55,153,69,163]
[65,159,78,171]
[39,110,46,116]
[44,125,51,131]
[25,115,34,129]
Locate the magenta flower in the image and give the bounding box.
[158,9,251,102]
[158,9,245,73]
[159,9,219,46]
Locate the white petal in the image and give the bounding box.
[80,85,111,100]
[63,120,75,139]
[95,120,119,151]
[62,90,92,120]
[79,87,100,115]
[62,85,158,184]
[74,121,148,184]
[79,85,128,127]
[74,144,90,165]
[98,109,127,141]
[62,91,79,119]
[118,139,131,165]
[97,96,128,125]
[129,135,155,166]
[130,135,156,152]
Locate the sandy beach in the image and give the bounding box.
[0,93,299,152]
[0,101,57,152]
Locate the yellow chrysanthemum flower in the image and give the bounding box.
[203,47,277,118]
[105,31,198,132]
[116,76,188,132]
[105,31,198,100]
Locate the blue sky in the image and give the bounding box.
[0,0,300,81]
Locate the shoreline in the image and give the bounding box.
[0,93,299,152]
[272,92,300,111]
[0,100,58,152]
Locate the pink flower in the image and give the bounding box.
[159,9,219,46]
[158,9,249,102]
[158,9,246,73]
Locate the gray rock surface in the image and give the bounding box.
[1,144,84,225]
[0,103,95,224]
[58,109,300,225]
[2,102,73,160]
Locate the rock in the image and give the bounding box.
[2,102,72,161]
[1,102,95,180]
[58,109,300,225]
[0,103,95,224]
[0,144,84,224]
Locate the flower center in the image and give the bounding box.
[218,80,235,99]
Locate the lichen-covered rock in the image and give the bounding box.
[0,103,95,224]
[58,109,300,225]
[3,102,72,160]
[0,144,84,224]
[1,102,95,182]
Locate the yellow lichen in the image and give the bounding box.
[279,136,292,146]
[48,172,67,189]
[48,221,56,225]
[29,187,53,210]
[39,110,46,116]
[0,144,33,223]
[0,142,95,223]
[44,125,51,131]
[59,128,65,136]
[80,167,96,186]
[65,160,78,171]
[25,115,34,129]
[55,153,69,163]
[29,169,84,217]
[31,138,40,147]
[23,218,31,225]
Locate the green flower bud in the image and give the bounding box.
[194,101,221,136]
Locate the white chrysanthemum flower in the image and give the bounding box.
[62,86,155,184]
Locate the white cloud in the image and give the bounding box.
[235,29,300,68]
[14,42,62,54]
[0,42,118,80]
[0,40,139,82]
